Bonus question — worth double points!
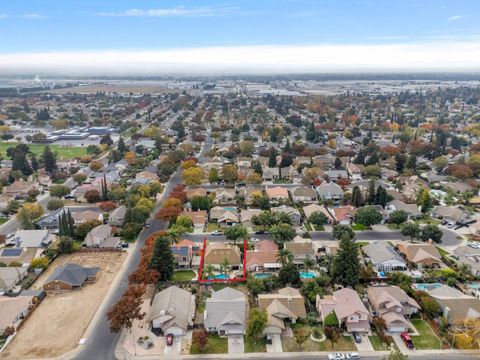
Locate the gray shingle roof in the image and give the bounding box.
[205,287,246,330]
[45,263,99,287]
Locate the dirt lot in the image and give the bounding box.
[1,251,126,360]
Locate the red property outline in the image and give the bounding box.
[197,238,247,283]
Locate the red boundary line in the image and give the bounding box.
[197,237,247,283]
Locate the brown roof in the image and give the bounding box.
[257,240,278,251]
[265,187,289,199]
[396,242,441,264]
[258,287,306,318]
[186,188,207,198]
[246,250,278,268]
[285,242,314,256]
[180,210,207,225]
[204,243,241,265]
[334,205,357,222]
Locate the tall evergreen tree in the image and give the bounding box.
[117,137,127,154]
[367,179,376,204]
[374,186,388,207]
[150,236,175,281]
[30,154,39,172]
[67,209,75,237]
[283,139,291,153]
[268,148,277,167]
[331,233,360,287]
[351,185,363,207]
[42,146,57,173]
[101,175,108,201]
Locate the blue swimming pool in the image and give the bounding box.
[413,283,442,292]
[254,273,273,279]
[379,271,386,278]
[300,272,316,279]
[469,283,480,289]
[207,274,230,280]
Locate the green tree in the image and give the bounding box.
[268,148,277,167]
[246,309,268,338]
[331,233,360,287]
[332,224,355,240]
[42,145,57,173]
[270,223,296,245]
[432,156,448,173]
[303,254,315,273]
[117,137,127,154]
[294,327,311,348]
[47,198,64,211]
[354,206,383,228]
[208,168,220,184]
[221,164,238,183]
[276,248,294,266]
[309,211,329,226]
[395,153,406,173]
[401,222,420,242]
[351,185,363,207]
[384,348,409,360]
[324,312,339,327]
[278,262,300,286]
[389,210,409,226]
[416,188,433,213]
[367,179,376,204]
[220,259,230,278]
[58,236,75,254]
[224,225,248,245]
[375,186,388,207]
[420,224,443,243]
[150,236,175,281]
[49,184,71,198]
[406,154,417,171]
[190,196,212,211]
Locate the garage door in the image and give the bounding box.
[389,327,407,333]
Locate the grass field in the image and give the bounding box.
[411,319,442,350]
[190,334,228,354]
[369,335,390,351]
[352,223,367,231]
[244,337,266,352]
[172,270,196,282]
[0,142,87,160]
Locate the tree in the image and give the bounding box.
[58,236,74,254]
[191,329,209,353]
[221,164,238,183]
[303,254,315,273]
[84,189,101,203]
[433,156,448,173]
[384,348,409,360]
[47,198,64,211]
[240,140,255,156]
[375,186,388,207]
[351,185,363,207]
[405,154,417,171]
[324,312,339,327]
[175,215,193,228]
[395,153,406,173]
[58,209,75,237]
[107,284,146,333]
[309,211,329,226]
[332,224,355,240]
[224,225,248,245]
[354,206,383,228]
[220,259,230,278]
[278,262,300,286]
[294,327,311,348]
[100,134,113,146]
[117,137,127,154]
[389,210,408,226]
[324,326,340,349]
[182,166,205,185]
[8,144,32,176]
[416,188,432,213]
[420,224,443,243]
[270,223,296,245]
[98,201,117,212]
[445,164,473,180]
[75,219,102,240]
[246,172,263,184]
[331,233,360,287]
[364,164,382,178]
[49,184,71,198]
[42,146,57,173]
[30,257,49,269]
[417,292,441,319]
[149,235,174,281]
[334,157,342,169]
[207,167,220,184]
[246,309,267,338]
[30,154,39,171]
[268,148,277,167]
[276,248,294,266]
[401,223,420,242]
[17,203,44,229]
[73,173,87,184]
[367,179,376,204]
[190,196,212,211]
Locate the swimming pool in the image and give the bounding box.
[208,274,230,280]
[413,283,442,292]
[223,207,237,212]
[469,283,480,289]
[300,272,316,279]
[254,273,273,279]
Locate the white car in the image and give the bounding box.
[346,353,360,359]
[328,354,345,360]
[211,230,223,235]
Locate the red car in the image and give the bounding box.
[166,334,174,346]
[400,332,414,349]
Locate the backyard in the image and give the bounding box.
[0,142,87,160]
[172,270,196,282]
[190,334,228,354]
[411,319,442,350]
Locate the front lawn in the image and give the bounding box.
[318,335,356,351]
[313,225,325,231]
[172,270,196,282]
[387,223,400,230]
[411,319,441,350]
[244,336,266,352]
[190,334,228,354]
[352,223,367,231]
[0,217,9,225]
[414,218,441,226]
[369,335,390,351]
[304,223,313,231]
[282,326,355,352]
[206,223,221,233]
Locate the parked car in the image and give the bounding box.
[144,221,150,228]
[255,230,265,235]
[166,334,174,346]
[400,332,414,349]
[352,332,361,343]
[346,353,360,359]
[211,230,223,235]
[328,354,345,360]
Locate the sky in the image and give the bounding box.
[1,0,480,74]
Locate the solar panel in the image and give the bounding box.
[1,248,22,257]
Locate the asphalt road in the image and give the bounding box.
[199,355,480,360]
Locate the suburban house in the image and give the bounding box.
[3,180,38,199]
[316,182,344,201]
[108,205,127,227]
[204,243,242,269]
[204,287,247,336]
[171,240,202,268]
[240,208,263,229]
[362,241,407,273]
[246,248,279,272]
[333,205,357,225]
[258,287,307,335]
[303,203,334,223]
[72,209,103,226]
[148,286,196,336]
[271,205,302,225]
[386,200,422,219]
[265,186,289,201]
[83,224,120,248]
[290,186,318,203]
[213,188,236,205]
[347,162,363,181]
[395,241,442,268]
[262,167,280,182]
[453,246,480,276]
[210,206,238,222]
[186,187,208,199]
[432,205,471,225]
[43,263,100,291]
[180,210,208,229]
[135,171,159,184]
[317,287,371,333]
[285,242,315,265]
[427,285,480,326]
[0,247,42,267]
[217,211,240,228]
[0,266,28,294]
[325,170,348,180]
[368,286,420,333]
[238,187,263,205]
[10,230,54,249]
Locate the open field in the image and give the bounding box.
[0,142,87,160]
[49,85,186,95]
[1,251,126,359]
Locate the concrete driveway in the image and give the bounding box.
[266,334,283,353]
[228,335,244,354]
[354,334,374,351]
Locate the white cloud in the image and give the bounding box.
[0,42,479,74]
[448,15,464,22]
[22,12,45,19]
[0,14,7,19]
[97,5,239,17]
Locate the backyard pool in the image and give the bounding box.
[254,273,273,279]
[300,272,316,279]
[413,283,442,292]
[208,274,230,280]
[469,283,480,289]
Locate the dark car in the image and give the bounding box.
[352,332,361,344]
[166,334,174,346]
[255,230,265,235]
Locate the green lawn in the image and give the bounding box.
[436,246,450,257]
[304,223,313,231]
[0,217,9,225]
[352,223,367,231]
[414,218,441,226]
[356,241,369,247]
[206,223,222,233]
[283,329,355,352]
[369,335,390,351]
[411,319,441,350]
[313,225,325,231]
[172,270,196,282]
[0,142,87,160]
[190,334,228,354]
[387,223,400,230]
[244,336,266,353]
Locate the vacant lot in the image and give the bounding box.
[0,142,87,160]
[1,251,126,360]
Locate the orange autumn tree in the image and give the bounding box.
[128,231,162,285]
[107,284,146,333]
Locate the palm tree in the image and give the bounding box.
[303,255,315,273]
[220,259,230,278]
[277,248,293,266]
[204,265,215,280]
[459,263,471,281]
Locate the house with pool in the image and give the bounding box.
[362,241,407,274]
